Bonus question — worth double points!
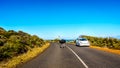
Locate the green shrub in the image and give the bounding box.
[82,35,120,50]
[0,27,45,61]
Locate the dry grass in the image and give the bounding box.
[0,43,50,68]
[90,46,120,55]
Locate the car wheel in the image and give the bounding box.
[76,44,78,46]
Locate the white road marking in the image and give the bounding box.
[66,46,88,68]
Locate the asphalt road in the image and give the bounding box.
[17,43,120,68]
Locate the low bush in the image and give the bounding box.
[82,35,120,50]
[0,27,45,61]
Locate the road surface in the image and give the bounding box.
[17,42,120,68]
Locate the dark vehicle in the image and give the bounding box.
[59,39,66,44]
[59,39,66,48]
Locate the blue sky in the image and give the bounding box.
[0,0,120,39]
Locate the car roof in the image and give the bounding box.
[77,38,86,39]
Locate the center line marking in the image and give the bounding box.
[66,46,88,68]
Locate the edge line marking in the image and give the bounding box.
[67,46,88,68]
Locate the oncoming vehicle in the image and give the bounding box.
[75,38,90,47]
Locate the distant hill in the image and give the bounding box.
[66,39,75,42]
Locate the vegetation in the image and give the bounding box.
[53,38,60,42]
[82,35,120,50]
[0,27,45,61]
[0,43,50,68]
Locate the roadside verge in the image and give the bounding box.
[0,43,50,68]
[90,46,120,55]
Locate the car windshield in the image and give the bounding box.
[79,38,87,41]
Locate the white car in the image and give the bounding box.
[75,38,90,47]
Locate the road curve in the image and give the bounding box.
[17,43,120,68]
